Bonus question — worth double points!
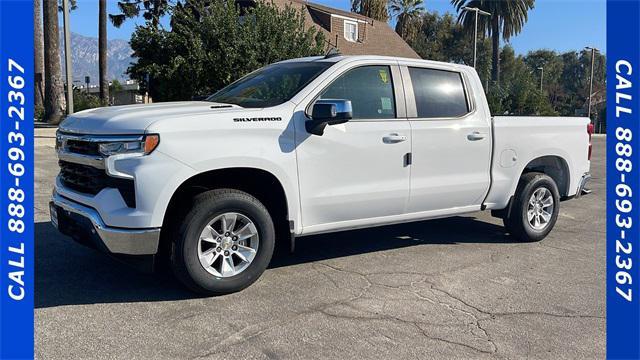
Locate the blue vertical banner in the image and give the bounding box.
[607,0,640,359]
[0,0,35,359]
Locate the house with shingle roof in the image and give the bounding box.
[236,0,420,59]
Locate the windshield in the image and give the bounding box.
[207,62,333,108]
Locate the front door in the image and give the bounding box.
[295,64,411,232]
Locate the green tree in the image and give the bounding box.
[557,50,603,113]
[351,0,389,21]
[110,0,172,29]
[110,79,124,94]
[524,49,562,109]
[109,79,124,105]
[491,46,556,115]
[522,49,605,120]
[73,89,102,112]
[407,11,491,84]
[451,0,535,86]
[389,0,425,39]
[403,11,601,117]
[128,0,326,101]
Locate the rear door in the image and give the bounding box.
[295,63,412,231]
[401,65,492,213]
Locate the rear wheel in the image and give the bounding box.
[171,189,275,295]
[503,172,560,242]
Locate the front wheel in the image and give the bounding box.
[503,172,560,242]
[171,189,275,295]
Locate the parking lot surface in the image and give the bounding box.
[35,132,605,359]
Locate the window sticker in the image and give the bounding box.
[381,97,392,110]
[378,69,389,84]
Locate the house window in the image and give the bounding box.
[344,20,358,42]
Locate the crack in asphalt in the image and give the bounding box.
[311,263,346,291]
[191,263,374,359]
[312,263,498,355]
[365,275,498,354]
[261,262,600,358]
[319,304,498,355]
[182,240,604,359]
[193,261,604,358]
[539,243,581,253]
[421,280,604,320]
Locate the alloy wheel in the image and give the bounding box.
[197,212,259,277]
[527,187,554,231]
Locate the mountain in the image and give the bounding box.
[60,31,134,85]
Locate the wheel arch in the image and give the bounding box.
[520,155,571,198]
[158,167,294,256]
[163,166,291,221]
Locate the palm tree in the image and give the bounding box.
[43,0,66,124]
[351,0,389,22]
[389,0,425,40]
[57,0,77,12]
[34,0,45,111]
[110,0,171,30]
[99,0,109,105]
[451,0,534,86]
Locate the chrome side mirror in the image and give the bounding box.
[306,99,353,136]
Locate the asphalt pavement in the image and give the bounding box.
[35,132,605,359]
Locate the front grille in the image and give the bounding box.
[65,139,100,156]
[59,160,136,208]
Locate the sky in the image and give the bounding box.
[66,0,606,55]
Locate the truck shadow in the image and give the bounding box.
[269,216,514,268]
[35,216,514,308]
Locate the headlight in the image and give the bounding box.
[98,134,160,156]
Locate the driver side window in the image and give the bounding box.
[318,66,396,120]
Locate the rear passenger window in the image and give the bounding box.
[319,66,396,119]
[409,67,469,118]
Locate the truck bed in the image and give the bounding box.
[483,116,591,209]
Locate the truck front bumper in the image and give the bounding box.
[50,191,160,255]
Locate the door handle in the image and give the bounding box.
[467,131,486,141]
[383,133,407,144]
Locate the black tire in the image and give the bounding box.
[503,172,560,242]
[171,189,275,295]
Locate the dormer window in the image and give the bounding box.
[344,20,358,42]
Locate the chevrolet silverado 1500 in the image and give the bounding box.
[50,55,592,295]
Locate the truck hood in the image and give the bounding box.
[59,101,246,134]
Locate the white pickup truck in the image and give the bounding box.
[50,55,592,295]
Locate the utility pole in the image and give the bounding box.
[538,67,544,91]
[462,7,491,69]
[585,46,599,121]
[62,0,73,114]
